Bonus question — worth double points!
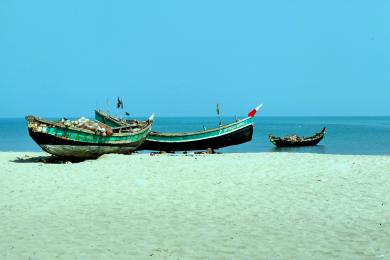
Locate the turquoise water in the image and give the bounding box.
[1,117,390,155]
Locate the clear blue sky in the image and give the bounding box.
[0,0,388,117]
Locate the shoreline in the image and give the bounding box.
[1,149,390,157]
[1,152,389,259]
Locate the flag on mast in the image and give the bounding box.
[117,97,124,109]
[247,104,263,117]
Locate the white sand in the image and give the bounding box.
[0,152,389,259]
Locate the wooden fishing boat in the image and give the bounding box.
[95,110,142,128]
[26,115,153,158]
[269,128,326,147]
[95,105,262,152]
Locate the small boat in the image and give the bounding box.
[269,128,326,147]
[95,105,263,152]
[26,114,154,158]
[94,109,138,128]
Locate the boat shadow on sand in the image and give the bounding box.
[11,155,87,164]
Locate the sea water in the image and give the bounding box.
[1,117,390,155]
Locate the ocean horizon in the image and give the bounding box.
[2,116,390,155]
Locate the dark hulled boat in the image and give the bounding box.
[269,128,326,147]
[140,116,255,151]
[26,115,153,158]
[95,105,262,152]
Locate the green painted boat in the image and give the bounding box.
[26,114,153,158]
[94,110,129,128]
[95,105,262,151]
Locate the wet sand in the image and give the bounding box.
[0,152,389,259]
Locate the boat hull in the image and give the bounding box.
[26,114,153,158]
[40,144,138,158]
[139,124,253,151]
[269,128,326,147]
[28,130,144,158]
[269,137,324,147]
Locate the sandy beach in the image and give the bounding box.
[0,152,389,259]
